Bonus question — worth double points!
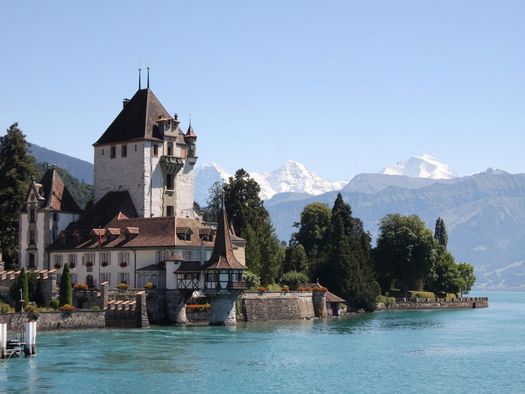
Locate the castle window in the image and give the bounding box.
[28,253,36,268]
[153,144,159,156]
[166,174,174,190]
[52,228,58,241]
[167,205,174,217]
[68,254,77,267]
[110,146,116,159]
[119,272,130,285]
[167,142,173,156]
[53,255,63,268]
[121,145,127,158]
[29,230,35,245]
[134,145,137,152]
[100,272,111,286]
[101,148,105,156]
[100,252,111,267]
[183,250,192,260]
[53,212,59,222]
[29,208,35,223]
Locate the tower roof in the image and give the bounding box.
[38,168,81,212]
[94,88,171,145]
[206,208,246,270]
[185,122,197,139]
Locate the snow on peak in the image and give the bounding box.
[194,160,347,203]
[251,160,347,199]
[382,154,456,179]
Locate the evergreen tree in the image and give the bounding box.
[317,193,379,311]
[223,169,268,235]
[283,243,308,274]
[434,217,448,248]
[205,181,224,222]
[0,123,36,268]
[59,263,73,306]
[292,202,331,260]
[223,170,283,284]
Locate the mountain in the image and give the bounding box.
[195,160,347,204]
[194,163,231,205]
[266,170,525,290]
[29,143,94,184]
[382,154,456,179]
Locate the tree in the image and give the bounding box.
[283,243,308,274]
[428,248,463,295]
[434,217,448,248]
[458,263,476,296]
[204,181,223,222]
[293,202,331,260]
[223,169,268,236]
[257,219,285,286]
[317,193,379,311]
[0,123,36,267]
[223,170,284,285]
[59,263,73,306]
[374,214,436,298]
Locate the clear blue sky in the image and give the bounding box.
[1,1,524,180]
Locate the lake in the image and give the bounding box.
[1,292,524,393]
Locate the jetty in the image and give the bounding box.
[0,321,37,360]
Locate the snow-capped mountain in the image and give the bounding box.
[194,163,231,205]
[382,154,456,179]
[252,160,347,199]
[194,160,347,204]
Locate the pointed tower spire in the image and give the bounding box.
[185,116,197,138]
[206,208,245,270]
[138,68,142,90]
[147,66,150,88]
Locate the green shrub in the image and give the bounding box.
[266,284,282,292]
[244,271,261,290]
[408,290,436,300]
[24,303,38,313]
[90,305,101,311]
[376,295,396,306]
[49,299,60,310]
[279,271,309,290]
[0,301,14,314]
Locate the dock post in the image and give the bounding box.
[0,323,6,359]
[31,321,37,355]
[23,322,36,356]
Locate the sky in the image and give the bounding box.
[1,1,524,180]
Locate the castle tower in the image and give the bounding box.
[93,88,198,218]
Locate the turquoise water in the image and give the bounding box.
[1,292,524,393]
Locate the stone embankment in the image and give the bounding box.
[242,291,316,321]
[0,311,105,331]
[377,297,489,311]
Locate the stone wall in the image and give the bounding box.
[242,292,315,322]
[378,297,489,310]
[0,311,105,331]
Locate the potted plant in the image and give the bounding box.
[101,261,109,267]
[117,283,128,290]
[85,261,94,268]
[119,261,128,268]
[54,262,62,269]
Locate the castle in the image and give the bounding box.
[19,81,247,291]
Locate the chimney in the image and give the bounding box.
[122,98,130,108]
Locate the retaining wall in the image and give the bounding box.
[378,297,489,310]
[242,292,315,322]
[0,311,105,331]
